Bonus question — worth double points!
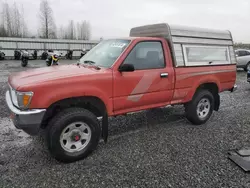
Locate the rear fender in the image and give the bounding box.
[183,76,221,103]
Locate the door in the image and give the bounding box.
[113,40,175,114]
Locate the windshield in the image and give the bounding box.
[79,39,131,68]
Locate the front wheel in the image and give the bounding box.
[52,60,59,66]
[184,90,214,125]
[46,108,101,163]
[21,59,28,67]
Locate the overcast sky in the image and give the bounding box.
[1,0,250,42]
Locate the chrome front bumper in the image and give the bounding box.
[5,91,46,135]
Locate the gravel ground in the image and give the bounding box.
[0,60,250,188]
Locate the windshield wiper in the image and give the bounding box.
[84,60,96,64]
[83,60,101,70]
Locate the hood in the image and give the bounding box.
[9,64,107,89]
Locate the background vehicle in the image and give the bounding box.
[0,50,5,60]
[32,50,38,60]
[46,52,60,66]
[21,50,29,67]
[14,50,21,60]
[41,51,49,60]
[80,49,90,58]
[235,49,250,71]
[65,50,73,60]
[6,23,237,163]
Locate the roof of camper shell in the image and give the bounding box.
[129,23,233,42]
[129,23,235,67]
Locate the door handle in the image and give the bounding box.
[160,73,168,78]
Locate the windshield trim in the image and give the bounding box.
[109,39,132,69]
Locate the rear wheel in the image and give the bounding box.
[46,108,101,163]
[185,90,214,125]
[21,59,28,67]
[46,60,51,66]
[244,62,250,72]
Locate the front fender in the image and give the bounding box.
[30,84,113,115]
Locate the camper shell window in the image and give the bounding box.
[182,45,231,66]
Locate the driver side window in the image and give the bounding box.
[123,41,165,70]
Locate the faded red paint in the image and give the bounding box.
[173,65,236,104]
[8,37,236,116]
[112,37,175,115]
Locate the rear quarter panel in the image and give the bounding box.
[171,64,236,104]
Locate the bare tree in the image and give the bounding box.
[0,0,91,39]
[76,22,82,40]
[0,2,7,37]
[0,23,7,37]
[57,25,66,39]
[76,22,80,39]
[68,20,76,39]
[83,21,91,40]
[13,2,21,37]
[61,20,76,40]
[38,0,57,39]
[3,2,13,37]
[76,21,91,40]
[0,1,29,37]
[81,21,91,40]
[20,4,28,38]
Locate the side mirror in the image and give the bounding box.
[118,64,135,72]
[235,54,239,57]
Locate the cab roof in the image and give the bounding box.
[105,36,163,41]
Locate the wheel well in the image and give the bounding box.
[195,83,218,96]
[194,83,220,111]
[41,96,106,129]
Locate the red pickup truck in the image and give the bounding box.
[6,23,237,163]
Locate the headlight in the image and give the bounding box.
[9,85,33,109]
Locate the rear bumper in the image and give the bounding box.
[230,84,237,92]
[5,91,46,135]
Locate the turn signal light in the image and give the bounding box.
[23,94,32,107]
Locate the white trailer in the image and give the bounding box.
[0,37,99,58]
[129,23,237,67]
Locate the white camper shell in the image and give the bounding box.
[129,23,236,67]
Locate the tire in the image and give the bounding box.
[46,60,51,66]
[21,59,28,67]
[244,62,250,72]
[46,108,101,163]
[184,90,214,125]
